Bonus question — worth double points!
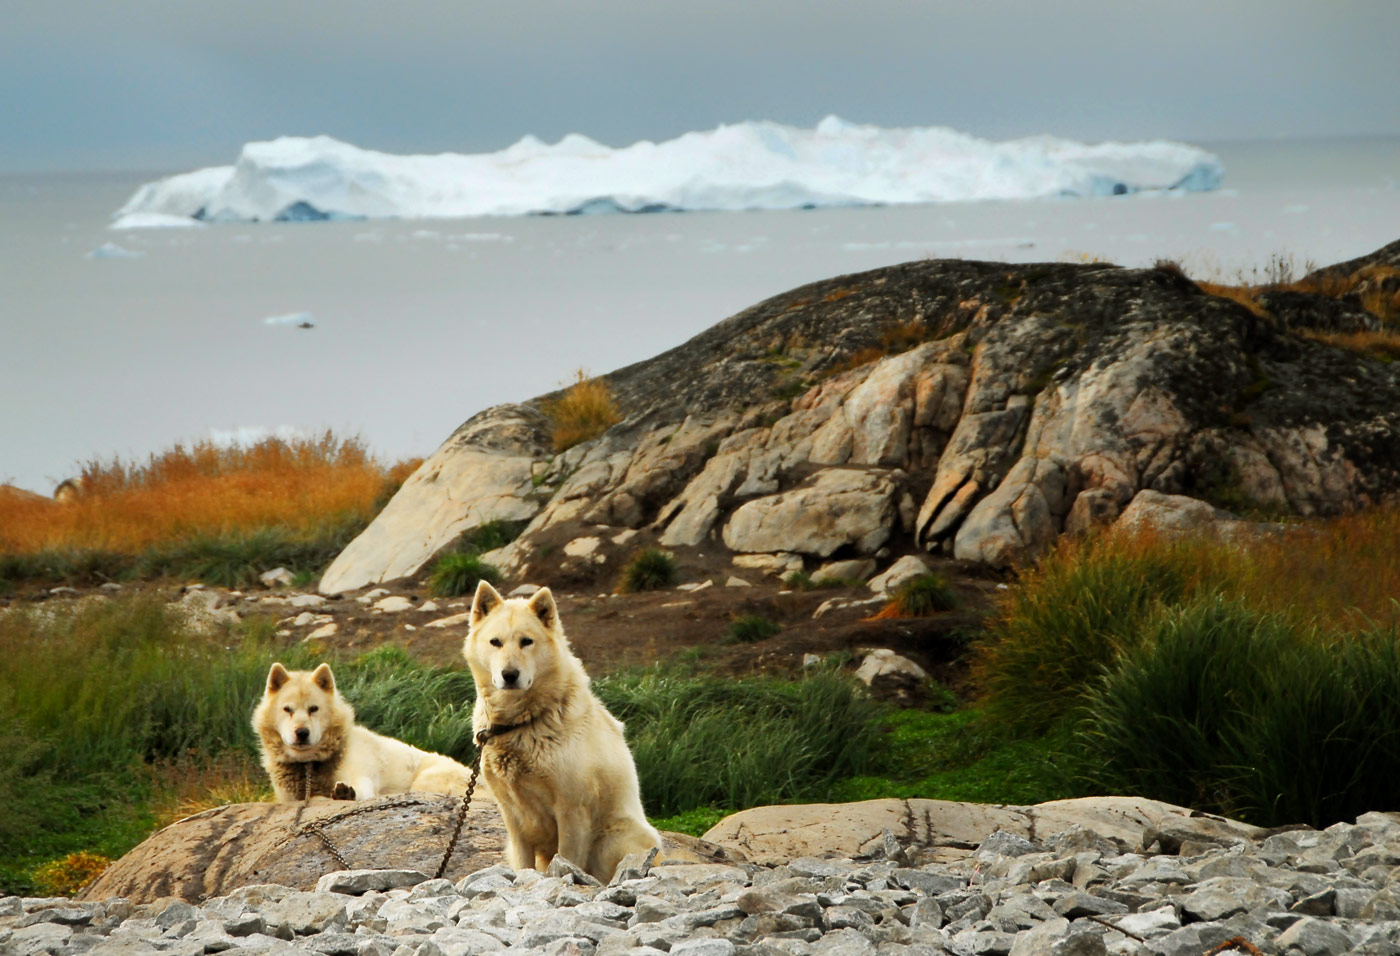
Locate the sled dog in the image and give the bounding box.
[253,661,474,801]
[464,581,662,881]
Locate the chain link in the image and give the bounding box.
[292,796,438,871]
[434,728,491,879]
[289,725,498,877]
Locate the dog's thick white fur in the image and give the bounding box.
[252,662,475,802]
[464,581,662,881]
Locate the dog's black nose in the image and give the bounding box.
[501,668,520,687]
[295,727,310,743]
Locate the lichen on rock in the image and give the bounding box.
[321,242,1400,592]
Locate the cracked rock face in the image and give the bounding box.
[16,802,1400,956]
[321,245,1400,591]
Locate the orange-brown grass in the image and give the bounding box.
[0,431,398,555]
[1196,280,1269,317]
[545,369,622,453]
[1195,261,1400,325]
[824,319,932,377]
[1301,328,1400,362]
[977,508,1400,733]
[31,851,113,897]
[827,346,890,377]
[149,751,272,828]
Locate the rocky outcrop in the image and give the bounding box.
[703,797,1260,867]
[22,801,1400,956]
[79,795,738,905]
[320,406,551,594]
[322,243,1400,591]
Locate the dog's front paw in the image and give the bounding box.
[332,781,356,800]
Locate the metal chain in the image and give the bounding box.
[434,728,492,879]
[289,725,500,877]
[292,797,437,871]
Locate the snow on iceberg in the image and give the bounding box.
[111,117,1224,227]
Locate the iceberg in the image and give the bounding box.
[86,242,145,259]
[112,116,1224,228]
[262,312,315,328]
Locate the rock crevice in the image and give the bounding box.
[322,247,1400,591]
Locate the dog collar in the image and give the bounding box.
[477,718,532,747]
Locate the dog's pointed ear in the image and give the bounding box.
[267,662,291,693]
[528,587,558,630]
[472,580,504,625]
[311,662,336,693]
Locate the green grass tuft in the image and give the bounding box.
[617,549,678,593]
[827,709,1082,807]
[888,573,960,615]
[724,614,781,644]
[783,571,859,591]
[428,552,501,597]
[649,806,728,837]
[975,534,1210,735]
[1079,597,1400,828]
[595,668,885,816]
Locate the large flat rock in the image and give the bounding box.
[81,794,740,904]
[703,796,1263,864]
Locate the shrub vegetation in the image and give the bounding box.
[0,596,893,892]
[0,432,415,590]
[974,509,1400,828]
[428,552,502,597]
[877,572,960,617]
[1079,598,1400,828]
[545,370,622,453]
[725,614,781,644]
[617,549,678,593]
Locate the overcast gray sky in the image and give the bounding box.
[2,0,1395,173]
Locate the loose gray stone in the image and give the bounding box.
[549,856,606,888]
[890,871,964,896]
[1048,933,1106,956]
[904,899,942,931]
[155,900,199,930]
[1275,915,1357,955]
[948,929,1016,956]
[670,940,736,956]
[973,832,1040,860]
[614,848,660,884]
[789,859,854,881]
[1051,893,1127,920]
[316,869,431,896]
[810,928,876,956]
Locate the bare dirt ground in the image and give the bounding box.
[2,552,1005,698]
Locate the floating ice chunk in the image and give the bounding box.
[110,212,206,230]
[112,119,1225,226]
[263,312,315,328]
[209,425,305,446]
[87,242,144,259]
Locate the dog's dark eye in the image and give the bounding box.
[520,637,534,647]
[490,638,503,647]
[308,706,318,714]
[283,706,294,715]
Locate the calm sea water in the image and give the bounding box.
[2,137,1397,494]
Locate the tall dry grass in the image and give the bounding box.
[0,432,407,556]
[978,509,1400,734]
[545,370,622,453]
[1185,255,1400,326]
